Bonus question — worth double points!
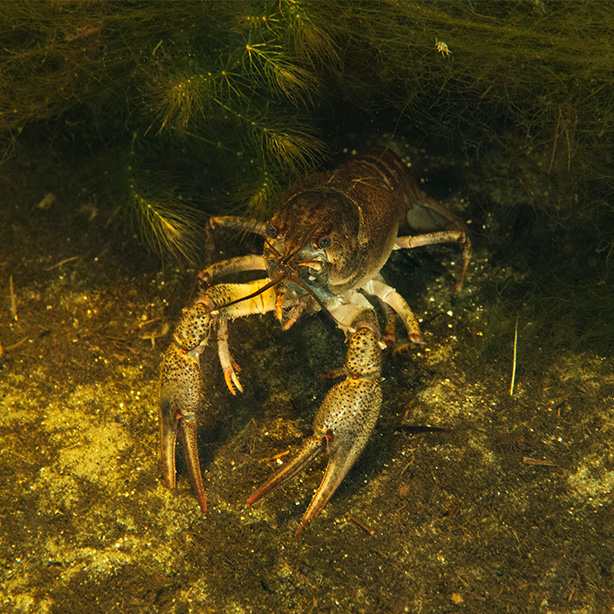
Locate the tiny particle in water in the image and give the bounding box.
[37,192,57,210]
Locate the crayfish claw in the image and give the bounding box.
[296,432,364,535]
[159,281,277,513]
[217,320,243,394]
[179,412,207,513]
[248,435,325,507]
[159,382,181,492]
[249,326,383,532]
[159,333,208,513]
[222,366,243,395]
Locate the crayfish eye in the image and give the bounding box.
[265,224,278,239]
[316,235,332,249]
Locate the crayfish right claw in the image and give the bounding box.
[248,326,383,533]
[159,280,278,514]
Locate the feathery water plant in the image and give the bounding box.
[1,0,613,276]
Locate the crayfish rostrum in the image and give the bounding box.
[159,149,471,533]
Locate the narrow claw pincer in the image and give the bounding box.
[159,299,214,513]
[249,324,383,533]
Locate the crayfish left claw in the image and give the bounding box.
[248,326,383,533]
[159,339,208,513]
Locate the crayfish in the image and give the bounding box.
[159,149,471,533]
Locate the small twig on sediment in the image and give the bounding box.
[522,456,559,468]
[259,450,290,462]
[44,256,80,271]
[4,337,28,351]
[9,276,17,321]
[0,336,29,359]
[346,513,374,535]
[509,316,518,396]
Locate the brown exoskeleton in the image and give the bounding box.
[159,149,471,533]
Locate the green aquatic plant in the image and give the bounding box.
[320,1,614,222]
[0,0,333,258]
[120,134,207,265]
[0,0,613,280]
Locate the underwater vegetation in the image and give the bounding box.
[0,0,613,352]
[0,0,335,261]
[1,1,613,253]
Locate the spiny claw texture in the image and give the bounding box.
[249,325,383,533]
[173,299,215,351]
[159,342,208,512]
[159,294,217,513]
[159,281,276,514]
